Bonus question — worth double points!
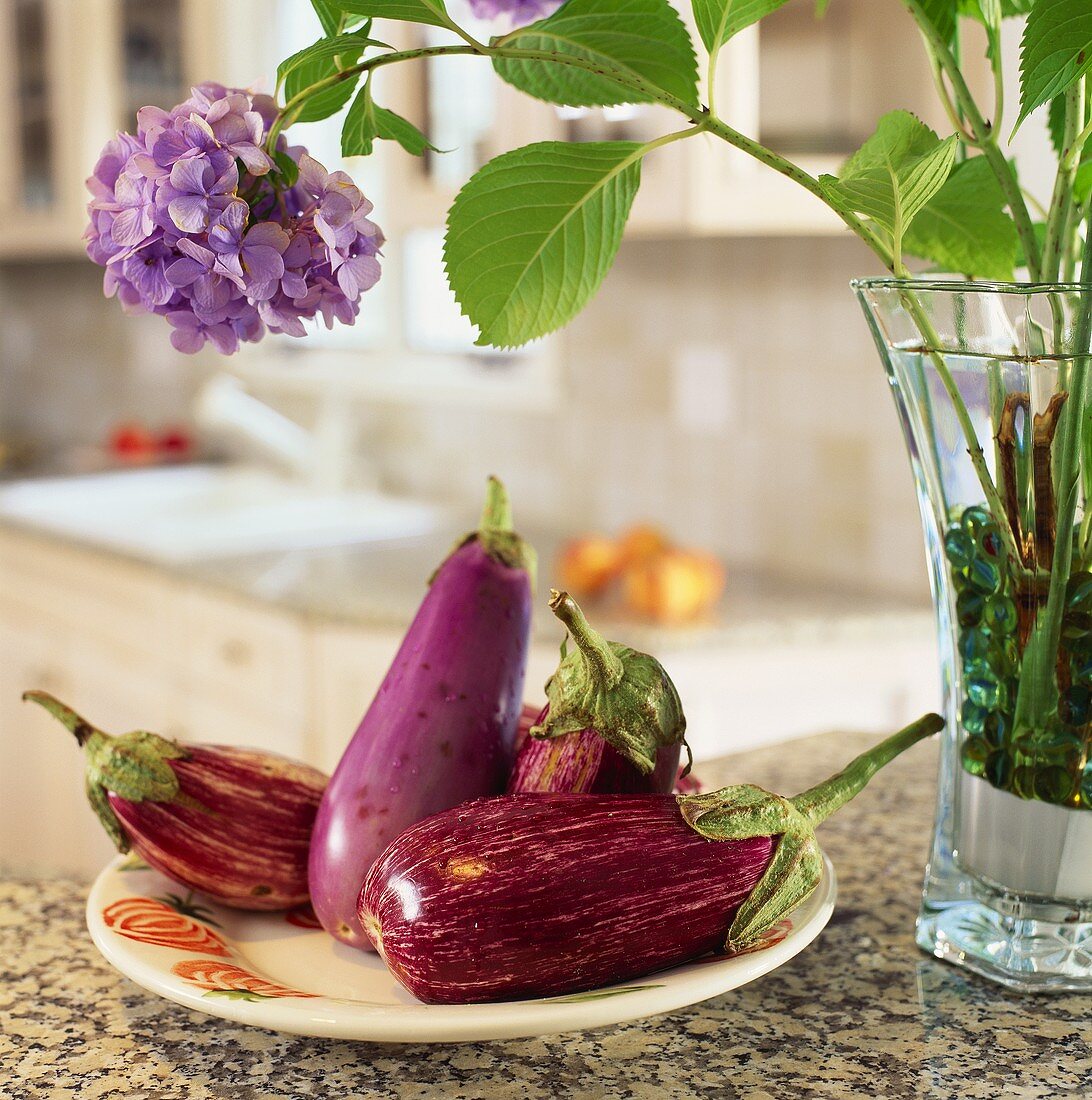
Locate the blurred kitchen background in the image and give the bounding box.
[0,1,1055,878]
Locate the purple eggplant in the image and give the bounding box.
[360,713,943,1003]
[309,477,535,948]
[507,591,688,795]
[24,691,327,910]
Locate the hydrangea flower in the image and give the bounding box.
[466,0,564,24]
[85,83,383,355]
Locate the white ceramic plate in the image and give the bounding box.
[87,853,837,1042]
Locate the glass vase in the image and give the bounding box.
[855,278,1092,992]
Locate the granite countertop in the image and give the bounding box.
[3,730,1089,1099]
[0,512,930,648]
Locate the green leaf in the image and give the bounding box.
[919,0,957,46]
[444,141,643,348]
[329,0,452,27]
[692,0,792,53]
[1015,219,1049,270]
[273,149,300,187]
[493,0,698,108]
[903,157,1019,280]
[283,34,376,124]
[343,79,438,156]
[1016,0,1092,132]
[310,0,344,36]
[819,111,957,258]
[276,29,381,90]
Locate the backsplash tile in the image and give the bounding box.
[1,233,929,603]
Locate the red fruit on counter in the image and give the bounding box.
[108,422,157,463]
[360,714,943,1004]
[24,691,327,910]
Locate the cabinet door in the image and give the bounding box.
[0,616,119,880]
[309,625,402,774]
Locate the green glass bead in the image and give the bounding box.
[1080,766,1092,809]
[961,699,989,734]
[982,710,1009,749]
[973,526,1003,562]
[983,595,1017,634]
[1060,685,1092,728]
[961,737,990,777]
[1061,611,1092,643]
[959,628,990,664]
[985,750,1013,790]
[1012,764,1038,799]
[957,591,986,629]
[966,558,1001,594]
[967,673,1002,709]
[1066,571,1092,614]
[1033,766,1076,805]
[961,506,993,539]
[944,527,975,569]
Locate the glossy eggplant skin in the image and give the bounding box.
[110,745,327,910]
[309,538,532,949]
[359,794,774,1003]
[507,714,681,795]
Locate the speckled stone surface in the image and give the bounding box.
[2,731,1090,1100]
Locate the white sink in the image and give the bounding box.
[0,466,442,564]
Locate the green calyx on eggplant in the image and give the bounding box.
[23,690,328,910]
[531,589,690,777]
[23,689,199,852]
[679,711,945,953]
[360,713,944,1003]
[433,474,537,581]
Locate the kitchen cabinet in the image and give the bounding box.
[0,0,980,258]
[0,0,266,260]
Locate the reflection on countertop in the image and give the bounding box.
[3,731,1088,1098]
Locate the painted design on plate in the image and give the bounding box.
[171,959,320,1000]
[103,897,232,957]
[285,903,323,930]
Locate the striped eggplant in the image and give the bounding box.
[507,591,689,795]
[24,691,326,910]
[360,713,943,1003]
[309,477,535,949]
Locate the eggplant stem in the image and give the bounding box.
[548,590,625,689]
[480,475,513,533]
[789,712,944,827]
[23,690,102,747]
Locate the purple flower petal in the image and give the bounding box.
[167,194,210,232]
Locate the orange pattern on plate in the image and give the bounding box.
[171,959,319,998]
[103,897,232,957]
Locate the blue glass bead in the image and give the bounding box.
[985,750,1013,790]
[959,628,990,663]
[966,558,1001,594]
[961,699,989,734]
